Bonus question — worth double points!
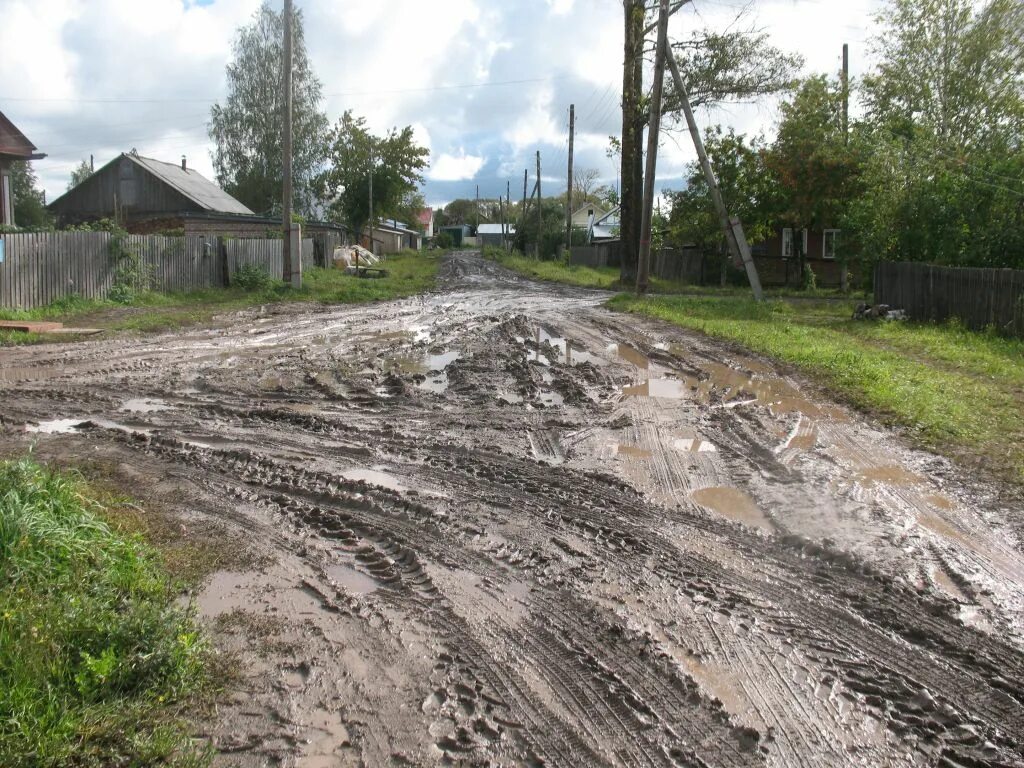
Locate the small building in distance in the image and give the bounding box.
[416,208,434,239]
[370,219,422,254]
[439,224,472,247]
[477,223,515,249]
[0,111,46,227]
[571,203,608,231]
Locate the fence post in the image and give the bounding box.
[218,237,229,287]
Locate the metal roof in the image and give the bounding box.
[129,154,254,215]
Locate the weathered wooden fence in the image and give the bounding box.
[226,238,314,279]
[874,261,1024,336]
[0,232,316,310]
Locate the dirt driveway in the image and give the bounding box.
[3,251,1023,766]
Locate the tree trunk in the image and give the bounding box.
[619,0,644,284]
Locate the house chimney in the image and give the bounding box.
[181,155,187,172]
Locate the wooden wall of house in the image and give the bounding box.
[49,156,198,223]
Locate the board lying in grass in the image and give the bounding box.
[0,458,213,767]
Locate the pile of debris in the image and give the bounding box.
[852,303,907,321]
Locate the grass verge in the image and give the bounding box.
[609,294,1024,486]
[0,250,440,343]
[0,458,214,767]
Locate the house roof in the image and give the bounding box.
[377,218,420,236]
[477,223,515,235]
[129,154,254,215]
[416,208,433,225]
[0,110,43,159]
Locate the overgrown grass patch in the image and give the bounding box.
[0,251,440,344]
[609,294,1024,485]
[0,458,214,767]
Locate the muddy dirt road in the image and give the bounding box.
[4,252,1024,766]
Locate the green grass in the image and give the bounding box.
[481,247,848,298]
[608,294,1024,485]
[0,459,213,767]
[0,251,441,343]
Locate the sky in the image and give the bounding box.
[0,0,884,210]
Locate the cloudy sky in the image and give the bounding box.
[1,0,883,209]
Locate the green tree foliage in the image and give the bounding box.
[10,162,51,229]
[514,197,566,259]
[318,111,429,238]
[209,2,329,217]
[851,0,1024,268]
[766,75,863,269]
[67,160,93,191]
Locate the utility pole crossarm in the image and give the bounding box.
[665,52,764,302]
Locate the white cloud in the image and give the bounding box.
[429,151,486,182]
[0,0,885,204]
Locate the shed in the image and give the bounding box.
[440,224,471,247]
[477,223,515,248]
[48,151,255,227]
[0,110,46,227]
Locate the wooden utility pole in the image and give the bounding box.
[666,52,764,301]
[636,0,669,294]
[842,43,850,144]
[281,0,295,286]
[535,151,542,259]
[522,170,528,226]
[565,103,575,253]
[475,184,480,237]
[507,180,511,250]
[499,194,506,251]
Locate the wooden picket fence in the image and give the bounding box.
[874,261,1024,337]
[0,231,314,310]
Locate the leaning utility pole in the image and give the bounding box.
[666,52,764,301]
[499,193,506,251]
[281,0,297,286]
[475,184,480,237]
[636,0,669,294]
[565,103,575,252]
[522,170,528,226]
[507,180,511,250]
[535,151,542,259]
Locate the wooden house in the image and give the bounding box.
[48,151,255,229]
[0,111,45,227]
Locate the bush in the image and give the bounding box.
[233,264,274,290]
[801,262,817,292]
[433,231,453,249]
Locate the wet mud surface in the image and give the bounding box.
[3,251,1024,766]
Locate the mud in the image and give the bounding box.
[3,251,1024,766]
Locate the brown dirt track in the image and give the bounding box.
[3,251,1023,767]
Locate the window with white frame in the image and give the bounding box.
[782,228,793,259]
[823,229,839,260]
[801,229,808,257]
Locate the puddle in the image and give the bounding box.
[926,493,954,510]
[120,397,172,413]
[26,418,88,434]
[614,343,650,370]
[538,390,564,407]
[498,391,524,404]
[856,466,925,487]
[409,325,431,344]
[617,445,653,459]
[341,467,404,492]
[622,379,690,399]
[417,372,449,394]
[326,565,379,596]
[297,708,352,768]
[526,327,604,366]
[26,417,152,437]
[673,437,717,453]
[427,350,461,370]
[691,487,774,532]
